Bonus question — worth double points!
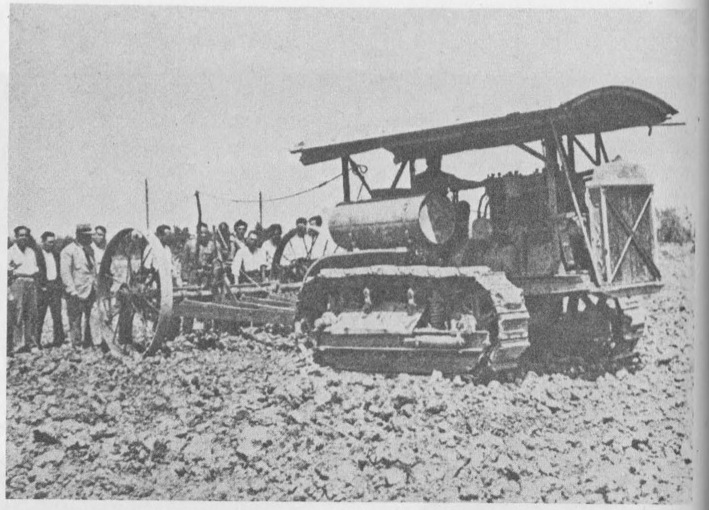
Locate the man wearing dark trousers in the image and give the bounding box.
[61,223,97,349]
[8,226,43,353]
[38,231,66,347]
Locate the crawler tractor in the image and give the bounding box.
[290,86,677,377]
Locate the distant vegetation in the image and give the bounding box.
[657,207,694,246]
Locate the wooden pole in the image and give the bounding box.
[144,178,150,229]
[195,191,203,259]
[259,191,263,227]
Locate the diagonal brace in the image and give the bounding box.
[390,160,407,189]
[515,143,546,162]
[607,196,661,282]
[348,157,372,195]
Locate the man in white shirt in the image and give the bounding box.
[231,219,248,257]
[231,230,267,283]
[92,225,107,268]
[284,217,312,260]
[38,231,66,347]
[152,225,183,286]
[308,215,337,258]
[8,225,41,352]
[261,223,283,270]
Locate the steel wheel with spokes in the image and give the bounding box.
[271,225,339,283]
[96,228,175,356]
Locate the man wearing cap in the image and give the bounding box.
[38,231,66,347]
[61,223,97,349]
[8,226,42,352]
[411,154,482,195]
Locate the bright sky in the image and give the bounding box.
[7,5,699,238]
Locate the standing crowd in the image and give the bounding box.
[7,214,334,355]
[7,223,107,355]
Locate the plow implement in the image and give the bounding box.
[96,228,298,357]
[173,293,297,327]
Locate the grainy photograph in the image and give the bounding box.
[3,1,701,505]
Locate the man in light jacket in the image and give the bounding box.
[61,223,97,349]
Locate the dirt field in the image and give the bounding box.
[5,244,695,502]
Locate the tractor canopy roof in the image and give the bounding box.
[291,86,678,166]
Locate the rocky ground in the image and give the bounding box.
[5,244,695,502]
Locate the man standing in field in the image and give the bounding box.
[92,225,107,267]
[61,223,97,349]
[232,219,248,256]
[38,231,66,347]
[308,214,335,257]
[8,226,42,353]
[231,230,268,283]
[261,223,283,272]
[154,224,183,287]
[181,222,217,288]
[286,217,312,260]
[181,223,218,332]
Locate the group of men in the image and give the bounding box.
[7,224,107,355]
[180,214,334,289]
[7,214,334,353]
[282,215,335,262]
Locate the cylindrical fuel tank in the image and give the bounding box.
[329,193,456,250]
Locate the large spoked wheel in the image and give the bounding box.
[96,228,175,357]
[271,226,335,284]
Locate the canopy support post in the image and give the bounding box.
[595,132,609,164]
[341,157,351,203]
[551,121,603,285]
[542,138,558,215]
[566,135,576,173]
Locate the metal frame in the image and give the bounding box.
[515,142,546,162]
[390,160,407,189]
[568,133,610,167]
[348,156,372,196]
[550,121,603,285]
[605,194,661,282]
[341,157,351,202]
